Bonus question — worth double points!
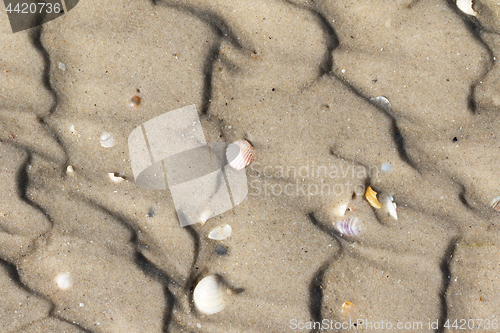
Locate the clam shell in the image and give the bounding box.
[100,132,116,148]
[365,186,382,209]
[54,273,72,290]
[226,140,255,171]
[456,0,478,16]
[193,275,225,315]
[208,224,232,240]
[336,217,361,236]
[370,96,391,109]
[385,195,398,220]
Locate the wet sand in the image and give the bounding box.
[1,0,500,332]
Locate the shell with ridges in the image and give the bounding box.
[336,217,361,236]
[384,194,398,220]
[193,275,225,315]
[226,140,255,170]
[456,0,478,16]
[365,186,382,209]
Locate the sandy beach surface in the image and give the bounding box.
[1,0,500,332]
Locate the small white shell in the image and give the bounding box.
[69,125,77,135]
[336,217,361,236]
[66,165,74,173]
[226,140,255,171]
[108,173,124,183]
[58,62,65,71]
[385,195,398,220]
[332,203,348,217]
[208,224,232,240]
[54,273,72,290]
[100,132,116,148]
[456,0,478,16]
[193,275,225,315]
[370,96,391,109]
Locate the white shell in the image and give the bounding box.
[370,96,391,109]
[208,224,232,240]
[385,195,398,220]
[332,203,348,217]
[69,125,77,135]
[193,275,225,315]
[226,140,255,171]
[491,196,500,211]
[54,273,72,290]
[58,62,65,71]
[66,165,74,173]
[456,0,478,16]
[100,132,116,148]
[336,217,361,236]
[108,173,124,183]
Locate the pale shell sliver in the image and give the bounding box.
[226,140,255,170]
[456,0,478,16]
[193,275,225,315]
[208,224,232,240]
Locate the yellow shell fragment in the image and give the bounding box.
[365,186,382,209]
[342,301,353,314]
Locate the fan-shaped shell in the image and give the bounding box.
[208,224,232,240]
[226,140,255,170]
[193,275,225,315]
[385,194,398,219]
[336,217,361,236]
[365,186,382,209]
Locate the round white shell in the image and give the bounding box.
[193,275,225,315]
[456,0,478,16]
[226,140,254,171]
[100,132,116,148]
[208,224,232,240]
[336,217,361,236]
[55,273,72,290]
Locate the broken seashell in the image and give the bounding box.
[226,140,255,171]
[491,196,500,212]
[370,96,391,109]
[385,195,398,220]
[108,172,125,183]
[336,217,361,236]
[342,301,353,314]
[66,165,74,173]
[365,186,382,209]
[333,203,348,217]
[69,125,77,135]
[208,224,232,240]
[193,275,225,315]
[456,0,478,16]
[100,132,116,148]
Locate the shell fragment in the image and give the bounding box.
[208,224,232,240]
[365,186,382,209]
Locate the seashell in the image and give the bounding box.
[342,301,353,314]
[456,0,478,16]
[58,62,65,71]
[370,96,391,109]
[108,172,125,183]
[491,196,500,212]
[129,95,141,108]
[193,275,225,315]
[365,186,382,209]
[384,194,398,220]
[54,273,72,290]
[226,140,255,171]
[336,217,361,236]
[66,165,74,173]
[69,125,77,135]
[100,132,116,148]
[208,224,232,240]
[332,203,348,217]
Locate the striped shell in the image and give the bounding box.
[336,217,361,236]
[193,275,225,315]
[226,140,255,170]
